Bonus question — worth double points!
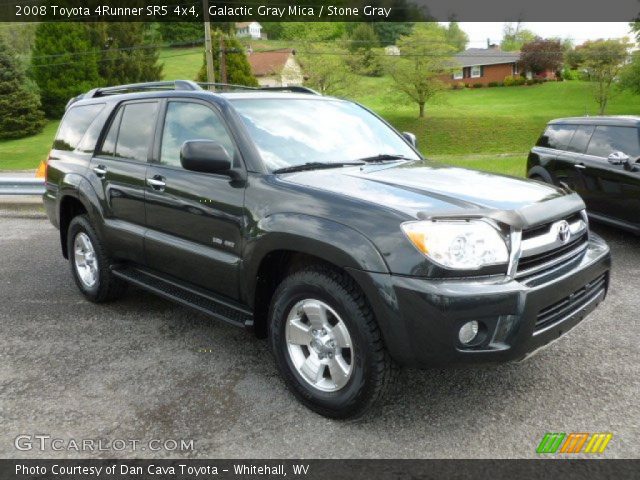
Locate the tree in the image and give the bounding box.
[444,21,469,52]
[31,23,100,118]
[279,22,346,41]
[619,23,640,95]
[158,22,202,45]
[0,37,45,139]
[387,24,455,117]
[89,23,163,86]
[500,22,536,51]
[347,23,382,76]
[372,23,414,45]
[578,39,631,114]
[519,38,564,75]
[196,32,258,86]
[299,44,355,95]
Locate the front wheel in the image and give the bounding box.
[269,267,395,419]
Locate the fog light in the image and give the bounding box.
[459,321,479,345]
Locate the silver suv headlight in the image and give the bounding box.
[401,219,509,270]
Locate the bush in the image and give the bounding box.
[487,81,501,87]
[561,68,581,81]
[525,79,535,86]
[196,32,258,86]
[450,82,464,90]
[472,82,483,88]
[0,37,45,139]
[504,75,527,86]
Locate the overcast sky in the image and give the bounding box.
[450,23,634,48]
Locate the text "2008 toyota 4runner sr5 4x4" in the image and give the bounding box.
[44,81,611,418]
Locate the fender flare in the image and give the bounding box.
[241,213,389,305]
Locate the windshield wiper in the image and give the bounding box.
[357,154,407,163]
[272,162,364,174]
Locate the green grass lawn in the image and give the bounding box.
[0,121,59,170]
[4,48,640,175]
[159,46,202,81]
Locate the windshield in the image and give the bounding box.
[230,98,420,171]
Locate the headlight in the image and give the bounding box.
[401,220,509,270]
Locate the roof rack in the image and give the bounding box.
[197,83,319,95]
[85,80,202,98]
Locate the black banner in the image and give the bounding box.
[0,0,639,22]
[2,459,639,480]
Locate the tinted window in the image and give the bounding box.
[586,126,640,158]
[536,125,576,150]
[566,125,595,153]
[160,102,236,167]
[53,104,105,151]
[114,102,158,162]
[97,108,122,157]
[230,98,419,170]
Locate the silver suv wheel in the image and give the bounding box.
[73,232,98,288]
[285,299,354,392]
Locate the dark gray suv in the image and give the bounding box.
[528,117,640,234]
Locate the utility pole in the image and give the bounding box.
[219,35,227,84]
[202,0,215,90]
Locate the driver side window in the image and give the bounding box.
[160,102,236,168]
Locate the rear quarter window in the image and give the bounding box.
[586,126,640,158]
[53,104,105,151]
[536,125,576,151]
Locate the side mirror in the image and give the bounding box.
[402,132,417,148]
[180,140,232,174]
[607,151,629,166]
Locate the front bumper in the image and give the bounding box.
[348,234,611,367]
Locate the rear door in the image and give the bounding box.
[144,99,245,299]
[581,125,640,225]
[535,124,579,188]
[89,100,160,263]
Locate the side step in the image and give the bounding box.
[111,266,253,328]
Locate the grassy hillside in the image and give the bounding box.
[3,47,640,175]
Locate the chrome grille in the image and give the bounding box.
[515,211,588,281]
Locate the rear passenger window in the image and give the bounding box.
[53,104,105,151]
[97,102,158,162]
[160,102,236,168]
[566,125,595,153]
[586,126,640,158]
[536,125,575,150]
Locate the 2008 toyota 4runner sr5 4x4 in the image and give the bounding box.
[44,81,611,418]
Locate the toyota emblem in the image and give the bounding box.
[557,220,571,244]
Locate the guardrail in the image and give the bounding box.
[0,178,45,196]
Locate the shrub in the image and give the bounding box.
[472,82,484,88]
[0,37,45,139]
[487,81,501,87]
[450,82,464,90]
[561,68,581,81]
[525,79,535,86]
[503,75,516,86]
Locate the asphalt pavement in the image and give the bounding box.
[1,211,638,459]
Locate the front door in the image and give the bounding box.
[144,99,246,300]
[90,100,160,264]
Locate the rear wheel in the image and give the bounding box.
[269,266,395,419]
[67,214,126,303]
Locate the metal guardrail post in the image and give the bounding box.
[0,178,45,195]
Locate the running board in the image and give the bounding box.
[111,266,253,328]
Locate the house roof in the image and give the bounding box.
[454,48,520,68]
[235,22,260,29]
[247,49,295,77]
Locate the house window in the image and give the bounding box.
[453,70,463,80]
[470,66,482,78]
[512,63,519,75]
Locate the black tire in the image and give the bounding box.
[67,214,126,303]
[269,266,396,419]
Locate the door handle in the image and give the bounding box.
[93,165,107,177]
[574,163,586,170]
[147,176,166,191]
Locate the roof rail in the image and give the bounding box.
[259,86,320,95]
[85,80,202,99]
[197,83,320,95]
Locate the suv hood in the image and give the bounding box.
[280,161,585,228]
